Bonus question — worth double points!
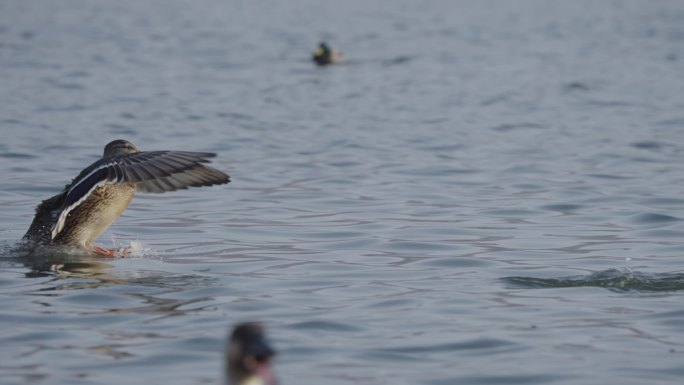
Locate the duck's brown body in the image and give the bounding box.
[25,184,134,247]
[56,183,134,246]
[23,139,230,254]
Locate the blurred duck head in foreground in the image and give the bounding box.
[226,322,277,385]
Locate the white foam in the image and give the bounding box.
[124,240,154,258]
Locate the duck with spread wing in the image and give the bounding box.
[23,139,230,256]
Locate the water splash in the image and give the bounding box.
[503,269,684,292]
[125,240,155,258]
[108,234,157,259]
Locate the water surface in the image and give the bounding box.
[2,1,684,384]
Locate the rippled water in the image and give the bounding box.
[2,0,684,384]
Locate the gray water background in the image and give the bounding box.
[2,0,684,384]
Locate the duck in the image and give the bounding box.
[23,139,230,256]
[312,42,343,66]
[226,322,277,385]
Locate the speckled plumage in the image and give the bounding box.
[23,139,230,251]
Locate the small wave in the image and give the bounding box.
[630,140,669,150]
[627,213,680,225]
[0,152,37,159]
[503,269,684,292]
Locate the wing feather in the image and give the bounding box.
[48,149,229,238]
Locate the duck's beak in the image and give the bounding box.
[243,355,277,385]
[255,357,277,385]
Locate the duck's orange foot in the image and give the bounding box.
[87,245,131,258]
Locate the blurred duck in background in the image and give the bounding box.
[312,42,342,65]
[226,322,278,385]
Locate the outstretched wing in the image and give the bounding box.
[51,151,230,239]
[99,151,229,193]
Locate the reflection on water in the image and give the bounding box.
[7,241,116,279]
[11,239,157,279]
[504,269,684,292]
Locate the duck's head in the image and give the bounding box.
[315,42,330,56]
[103,139,140,159]
[226,322,277,385]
